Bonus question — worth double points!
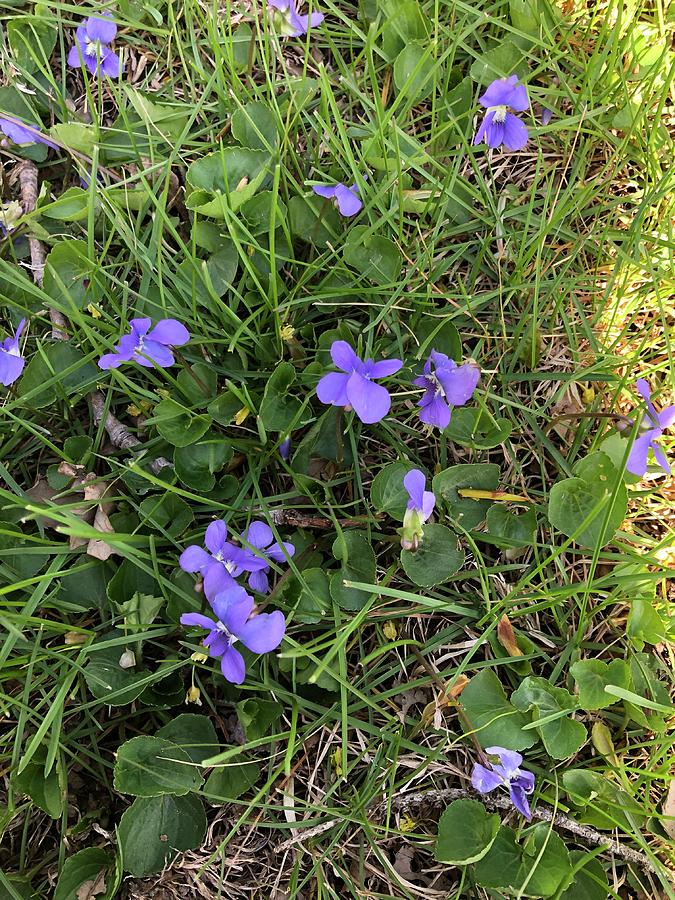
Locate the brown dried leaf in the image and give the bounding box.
[448,674,470,698]
[397,688,428,723]
[551,383,583,442]
[392,844,415,879]
[87,505,117,560]
[25,476,92,528]
[58,461,85,480]
[25,478,58,505]
[75,475,118,559]
[30,468,118,557]
[25,478,63,529]
[497,614,523,657]
[662,780,675,840]
[82,475,108,503]
[76,869,107,900]
[420,676,469,728]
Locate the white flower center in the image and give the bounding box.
[428,373,445,399]
[213,552,238,574]
[490,105,508,124]
[86,39,103,57]
[215,621,238,645]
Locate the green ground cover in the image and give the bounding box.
[0,0,674,896]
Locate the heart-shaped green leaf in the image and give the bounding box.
[118,794,206,876]
[114,735,204,796]
[460,669,536,751]
[547,452,627,549]
[435,799,500,864]
[400,523,464,587]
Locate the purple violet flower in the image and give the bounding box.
[626,379,674,476]
[473,75,529,152]
[312,181,362,217]
[179,520,246,601]
[67,13,121,77]
[0,319,27,386]
[235,521,295,594]
[180,584,286,685]
[98,317,189,370]
[414,350,480,429]
[317,340,403,424]
[471,746,535,819]
[279,436,292,461]
[401,469,435,550]
[0,116,58,149]
[268,0,324,36]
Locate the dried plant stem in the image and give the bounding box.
[372,787,659,875]
[270,509,377,529]
[14,159,172,474]
[12,159,69,340]
[276,819,340,851]
[89,392,171,475]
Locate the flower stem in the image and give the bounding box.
[335,407,344,465]
[174,349,211,395]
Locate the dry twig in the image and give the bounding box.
[11,159,69,340]
[90,392,171,475]
[372,787,659,875]
[270,509,379,529]
[12,160,172,474]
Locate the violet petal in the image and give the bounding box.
[238,609,286,653]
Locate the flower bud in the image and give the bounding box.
[119,649,136,669]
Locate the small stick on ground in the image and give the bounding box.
[11,159,69,340]
[12,159,173,475]
[270,509,379,529]
[276,819,340,851]
[371,787,660,875]
[90,392,171,475]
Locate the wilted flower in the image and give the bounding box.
[473,75,529,151]
[471,746,535,819]
[180,584,286,685]
[235,521,295,594]
[185,685,202,705]
[317,340,403,424]
[67,13,121,77]
[267,0,324,36]
[98,317,189,369]
[414,350,479,429]
[312,181,363,217]
[401,469,435,550]
[180,520,245,600]
[0,319,27,386]
[0,201,23,236]
[627,379,674,476]
[0,116,58,149]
